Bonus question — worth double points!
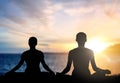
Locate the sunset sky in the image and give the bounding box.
[0,0,120,53]
[0,0,120,75]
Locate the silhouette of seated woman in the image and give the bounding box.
[6,37,54,75]
[58,32,110,79]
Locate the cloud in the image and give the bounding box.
[64,6,94,16]
[13,0,50,26]
[0,42,14,48]
[12,0,63,28]
[0,0,120,53]
[0,0,56,39]
[39,43,49,47]
[53,0,120,18]
[0,0,54,28]
[0,0,64,37]
[103,43,120,56]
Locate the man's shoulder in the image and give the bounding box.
[22,50,29,54]
[85,47,93,52]
[69,47,93,54]
[84,48,94,56]
[36,49,44,54]
[69,48,78,54]
[22,50,44,55]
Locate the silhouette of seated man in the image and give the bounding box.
[6,37,54,76]
[58,32,110,79]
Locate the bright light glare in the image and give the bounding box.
[85,38,108,54]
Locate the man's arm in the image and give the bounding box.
[91,56,100,71]
[60,52,72,74]
[41,56,54,74]
[7,55,24,73]
[90,51,106,72]
[91,55,111,75]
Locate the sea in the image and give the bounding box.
[0,53,68,76]
[1,53,120,76]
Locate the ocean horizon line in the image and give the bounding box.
[0,52,68,55]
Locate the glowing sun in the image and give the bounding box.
[85,38,108,54]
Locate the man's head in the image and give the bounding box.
[76,32,87,44]
[28,37,37,48]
